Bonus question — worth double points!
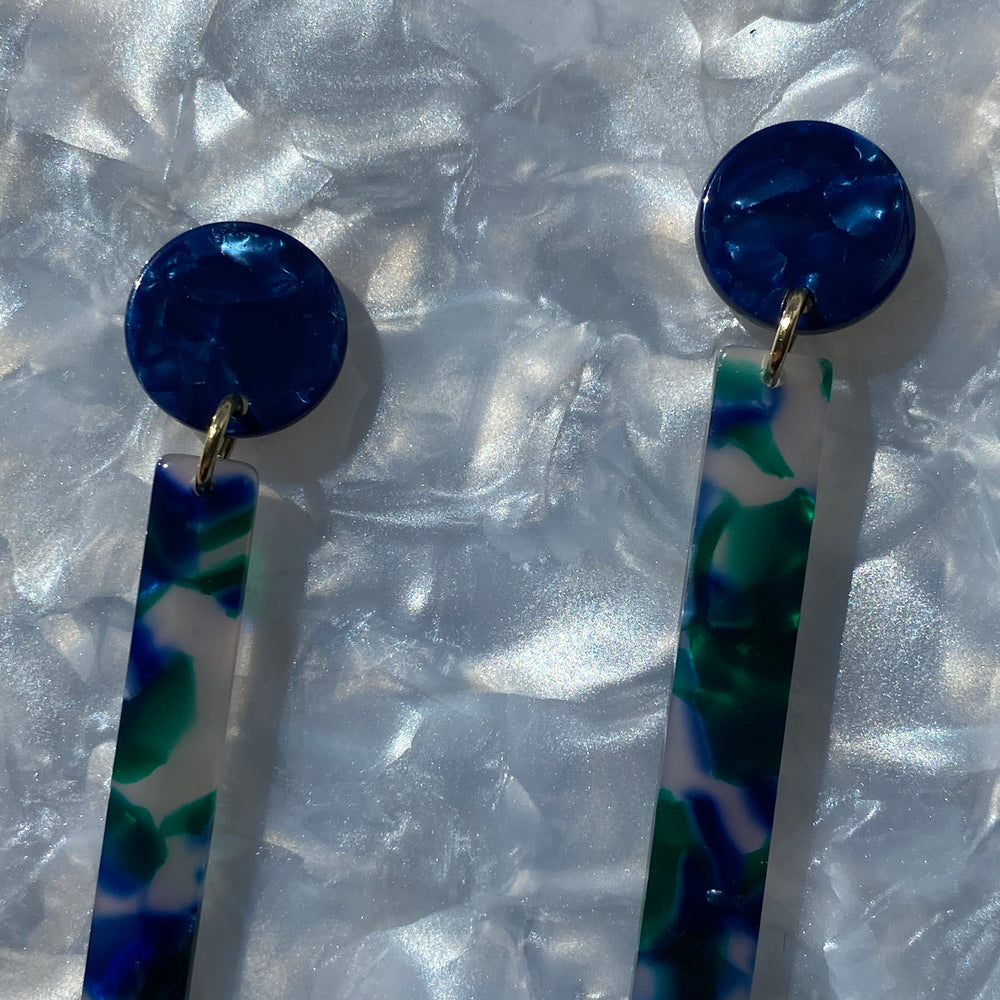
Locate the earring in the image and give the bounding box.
[631,121,915,1000]
[81,221,348,1000]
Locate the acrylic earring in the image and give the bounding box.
[82,221,348,1000]
[631,121,915,1000]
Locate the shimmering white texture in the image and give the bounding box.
[0,1,995,1000]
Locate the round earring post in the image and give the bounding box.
[195,394,246,496]
[763,288,814,388]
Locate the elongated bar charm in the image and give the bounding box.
[83,454,258,1000]
[632,347,831,1000]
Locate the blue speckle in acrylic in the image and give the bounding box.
[126,221,348,435]
[696,121,915,331]
[84,911,198,1000]
[124,621,167,694]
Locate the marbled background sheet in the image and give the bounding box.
[0,1,997,998]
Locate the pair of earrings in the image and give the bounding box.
[82,119,915,1000]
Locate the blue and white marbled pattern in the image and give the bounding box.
[83,455,257,1000]
[632,348,831,1000]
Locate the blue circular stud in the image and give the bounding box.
[696,120,915,332]
[126,221,348,436]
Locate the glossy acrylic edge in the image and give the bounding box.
[83,454,258,1000]
[632,347,832,1000]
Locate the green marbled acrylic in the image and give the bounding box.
[632,347,830,1000]
[83,454,257,1000]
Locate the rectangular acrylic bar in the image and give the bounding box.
[632,347,831,1000]
[83,454,258,1000]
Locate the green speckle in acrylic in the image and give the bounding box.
[112,651,196,783]
[691,494,738,602]
[180,554,249,615]
[161,791,216,839]
[632,350,831,1000]
[103,789,167,886]
[740,840,770,895]
[723,423,794,478]
[134,579,168,621]
[679,487,814,785]
[198,505,255,551]
[706,488,814,614]
[713,356,763,403]
[820,358,833,401]
[639,789,701,951]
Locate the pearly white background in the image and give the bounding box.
[1,0,999,998]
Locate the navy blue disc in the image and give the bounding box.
[696,120,915,332]
[126,221,348,436]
